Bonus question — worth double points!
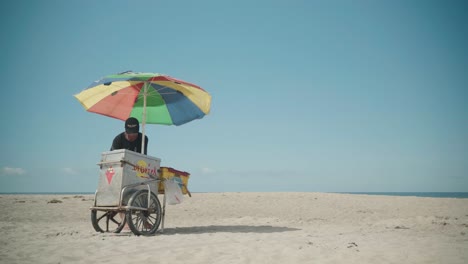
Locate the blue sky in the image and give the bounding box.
[1,0,467,193]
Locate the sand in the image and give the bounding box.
[1,192,467,264]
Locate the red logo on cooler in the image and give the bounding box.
[105,167,115,184]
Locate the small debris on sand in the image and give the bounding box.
[47,199,62,204]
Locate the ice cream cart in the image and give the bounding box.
[90,149,189,236]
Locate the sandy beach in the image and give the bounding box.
[1,192,467,264]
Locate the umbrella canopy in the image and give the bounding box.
[74,71,212,153]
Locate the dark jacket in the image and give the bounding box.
[110,132,148,154]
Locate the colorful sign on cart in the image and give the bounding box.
[133,160,158,179]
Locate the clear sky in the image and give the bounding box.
[1,0,467,193]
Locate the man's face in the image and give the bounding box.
[125,132,138,142]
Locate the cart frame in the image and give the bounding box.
[90,153,166,236]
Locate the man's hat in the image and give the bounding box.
[125,117,139,133]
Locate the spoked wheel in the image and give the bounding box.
[126,190,162,236]
[91,210,126,233]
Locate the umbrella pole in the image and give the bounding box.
[141,82,147,154]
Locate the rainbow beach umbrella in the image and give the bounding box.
[74,71,212,153]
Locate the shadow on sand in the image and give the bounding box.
[160,225,300,235]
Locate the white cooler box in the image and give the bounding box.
[95,149,161,206]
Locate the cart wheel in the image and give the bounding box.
[91,210,126,233]
[126,190,162,236]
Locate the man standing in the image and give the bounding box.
[111,117,148,155]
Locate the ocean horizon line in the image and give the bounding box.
[1,191,467,198]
